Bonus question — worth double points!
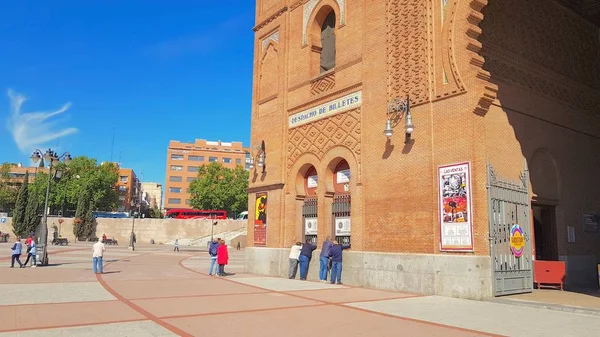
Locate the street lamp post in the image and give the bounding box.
[30,149,72,266]
[129,174,143,251]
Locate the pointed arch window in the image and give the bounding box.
[320,11,336,73]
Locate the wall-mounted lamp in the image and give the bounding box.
[384,95,414,143]
[249,140,266,173]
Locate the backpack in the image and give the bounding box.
[209,243,218,256]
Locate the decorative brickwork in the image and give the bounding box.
[387,0,430,104]
[287,108,361,170]
[310,71,335,95]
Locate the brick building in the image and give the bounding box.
[164,139,249,210]
[246,0,600,298]
[3,164,48,188]
[116,168,141,213]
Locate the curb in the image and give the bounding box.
[485,298,600,317]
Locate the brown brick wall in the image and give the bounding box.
[249,0,600,259]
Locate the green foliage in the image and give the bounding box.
[30,156,120,213]
[83,200,96,238]
[148,207,163,219]
[0,163,18,212]
[189,163,249,217]
[24,183,41,236]
[73,188,89,239]
[12,171,29,236]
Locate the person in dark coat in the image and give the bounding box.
[328,240,351,284]
[298,239,317,280]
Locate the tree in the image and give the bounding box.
[24,184,41,236]
[83,200,96,239]
[73,188,89,239]
[0,163,18,212]
[189,163,249,217]
[30,156,120,214]
[12,171,29,236]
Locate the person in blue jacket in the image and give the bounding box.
[208,238,220,276]
[298,239,317,280]
[10,237,24,268]
[328,240,351,284]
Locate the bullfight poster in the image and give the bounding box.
[438,162,474,251]
[254,192,268,246]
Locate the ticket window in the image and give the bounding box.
[303,167,318,245]
[332,161,351,245]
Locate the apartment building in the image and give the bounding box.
[116,168,141,212]
[2,164,48,188]
[164,139,248,210]
[141,182,163,210]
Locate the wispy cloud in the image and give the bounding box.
[6,89,78,154]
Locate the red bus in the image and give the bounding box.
[165,209,227,220]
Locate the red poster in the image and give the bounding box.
[254,192,268,246]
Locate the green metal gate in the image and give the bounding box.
[487,164,533,296]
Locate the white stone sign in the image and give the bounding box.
[288,91,362,128]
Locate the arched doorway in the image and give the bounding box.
[303,166,318,245]
[332,160,351,245]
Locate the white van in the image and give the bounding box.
[237,211,248,220]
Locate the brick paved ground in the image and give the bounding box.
[1,242,599,336]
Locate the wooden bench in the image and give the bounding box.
[102,239,118,245]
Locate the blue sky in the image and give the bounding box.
[0,1,256,184]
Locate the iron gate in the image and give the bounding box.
[487,164,533,296]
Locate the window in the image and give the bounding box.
[171,154,184,160]
[320,11,336,73]
[188,166,199,173]
[170,165,183,171]
[223,158,232,164]
[169,187,181,193]
[118,186,127,192]
[168,198,181,204]
[189,155,204,161]
[236,158,242,165]
[120,176,128,182]
[209,157,218,162]
[169,176,183,182]
[187,177,196,182]
[185,199,190,205]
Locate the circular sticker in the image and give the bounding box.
[510,224,525,257]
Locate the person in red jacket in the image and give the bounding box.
[216,240,229,276]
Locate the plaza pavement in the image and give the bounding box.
[1,243,599,336]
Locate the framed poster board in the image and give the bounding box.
[254,192,268,246]
[438,162,474,251]
[334,217,351,236]
[305,217,318,235]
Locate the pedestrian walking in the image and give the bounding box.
[10,237,23,268]
[236,241,241,250]
[208,238,220,275]
[319,236,333,282]
[298,239,317,280]
[174,239,180,252]
[328,240,351,284]
[23,239,37,267]
[92,239,106,274]
[217,240,229,276]
[288,241,302,279]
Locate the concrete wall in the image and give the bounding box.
[245,247,493,299]
[0,217,246,245]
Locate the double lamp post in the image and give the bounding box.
[30,148,72,266]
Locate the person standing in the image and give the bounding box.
[10,237,23,268]
[328,241,351,284]
[298,239,317,280]
[319,236,333,282]
[174,239,180,252]
[92,239,106,274]
[208,238,220,275]
[23,239,37,267]
[236,241,241,250]
[288,242,302,279]
[217,240,229,276]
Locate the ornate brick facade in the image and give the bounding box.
[248,0,600,293]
